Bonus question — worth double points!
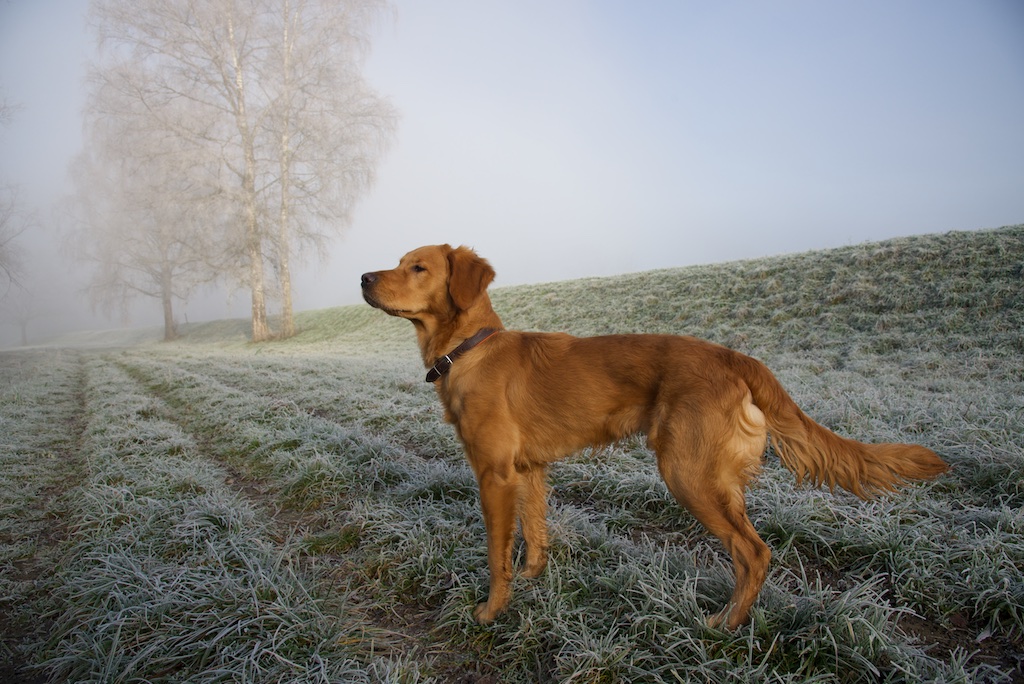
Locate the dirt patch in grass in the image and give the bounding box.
[899,613,1024,683]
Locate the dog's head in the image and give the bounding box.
[361,244,496,323]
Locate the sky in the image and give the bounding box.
[1,0,1023,343]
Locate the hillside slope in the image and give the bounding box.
[280,224,1022,363]
[492,225,1023,353]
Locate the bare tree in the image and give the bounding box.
[67,141,220,341]
[87,0,275,339]
[1,97,31,299]
[68,56,224,342]
[1,286,37,347]
[261,0,397,336]
[87,0,396,341]
[0,184,32,299]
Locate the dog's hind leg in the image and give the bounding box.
[688,485,770,630]
[652,387,771,629]
[517,464,550,578]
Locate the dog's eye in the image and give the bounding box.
[412,264,427,273]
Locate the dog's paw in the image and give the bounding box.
[520,559,547,579]
[706,610,728,630]
[706,604,748,631]
[473,602,498,624]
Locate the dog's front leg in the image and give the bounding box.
[473,464,519,624]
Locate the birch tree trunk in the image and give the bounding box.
[263,0,396,339]
[225,10,271,342]
[160,263,177,341]
[276,0,295,339]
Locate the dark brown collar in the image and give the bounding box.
[426,328,500,383]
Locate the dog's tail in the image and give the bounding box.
[733,353,948,499]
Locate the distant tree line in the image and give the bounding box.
[68,0,397,341]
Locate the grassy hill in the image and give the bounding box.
[3,224,1021,683]
[492,225,1023,354]
[279,224,1023,359]
[54,223,1023,358]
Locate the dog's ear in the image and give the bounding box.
[447,245,495,311]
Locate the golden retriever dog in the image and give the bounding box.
[360,244,948,629]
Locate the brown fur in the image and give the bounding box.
[361,244,948,629]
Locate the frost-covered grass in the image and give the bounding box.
[25,357,428,682]
[0,350,86,682]
[1,225,1022,682]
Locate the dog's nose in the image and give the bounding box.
[360,272,377,288]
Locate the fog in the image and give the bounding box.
[2,0,1023,347]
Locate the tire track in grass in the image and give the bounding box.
[0,350,88,684]
[114,352,499,681]
[153,350,462,462]
[32,355,432,682]
[114,354,396,513]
